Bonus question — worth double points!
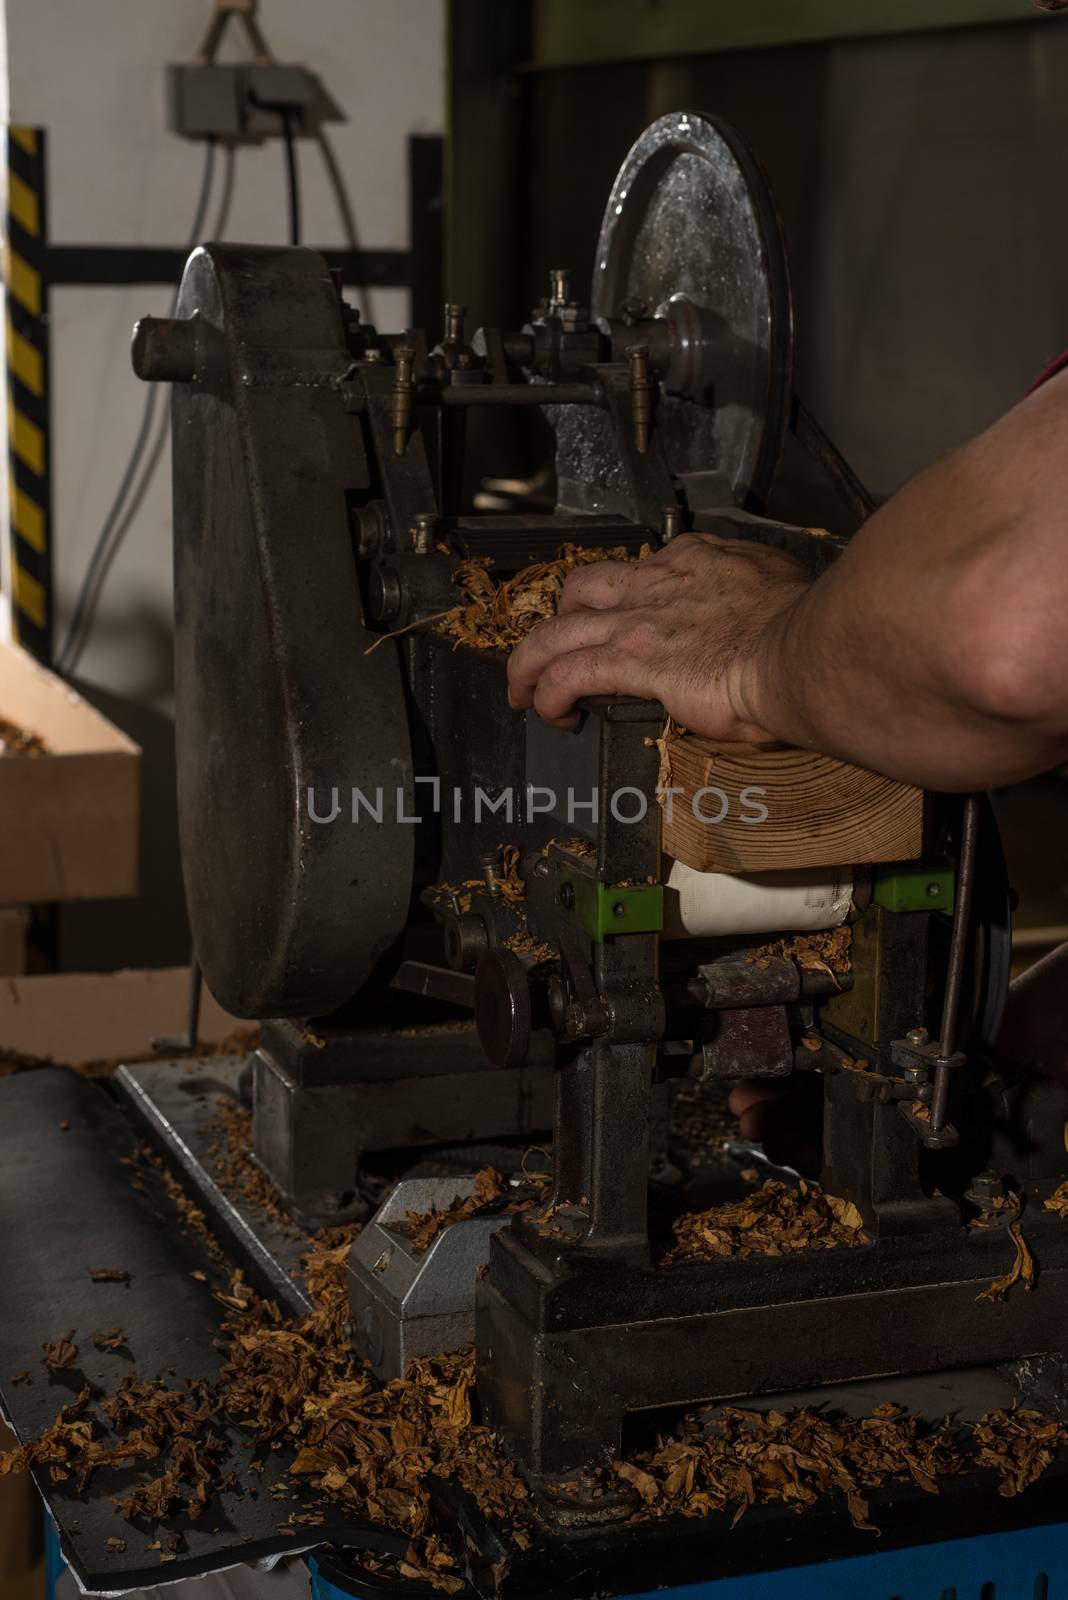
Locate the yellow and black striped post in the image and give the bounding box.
[5,125,51,662]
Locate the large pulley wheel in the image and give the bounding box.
[169,245,414,1018]
[592,111,794,506]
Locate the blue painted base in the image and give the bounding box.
[309,1522,1066,1600]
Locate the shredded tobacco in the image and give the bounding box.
[3,1172,1067,1578]
[398,1167,507,1253]
[1044,1180,1068,1220]
[612,1399,1060,1532]
[663,1179,866,1265]
[973,1194,1037,1303]
[201,1099,294,1230]
[747,926,853,981]
[435,543,651,654]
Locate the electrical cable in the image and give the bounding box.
[280,109,301,246]
[56,139,226,677]
[314,124,367,321]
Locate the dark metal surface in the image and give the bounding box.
[115,1056,312,1314]
[591,111,793,505]
[478,1203,1068,1480]
[167,244,415,1018]
[0,1068,403,1592]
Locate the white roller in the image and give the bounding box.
[662,859,854,940]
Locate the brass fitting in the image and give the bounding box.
[391,345,415,456]
[660,504,681,543]
[628,344,652,454]
[444,303,466,342]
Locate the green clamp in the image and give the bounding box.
[872,862,955,915]
[559,869,664,940]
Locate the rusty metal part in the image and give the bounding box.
[689,955,848,1010]
[697,1004,794,1079]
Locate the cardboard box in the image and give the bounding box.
[0,966,244,1068]
[0,642,140,904]
[0,1418,39,1580]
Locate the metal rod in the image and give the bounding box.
[438,382,603,408]
[930,794,980,1132]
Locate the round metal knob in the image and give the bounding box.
[475,949,532,1070]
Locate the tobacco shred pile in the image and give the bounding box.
[3,1150,1068,1581]
[747,926,853,980]
[613,1400,1058,1533]
[436,543,651,654]
[0,713,47,756]
[663,1179,866,1265]
[398,1167,507,1253]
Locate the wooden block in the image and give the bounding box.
[661,737,923,874]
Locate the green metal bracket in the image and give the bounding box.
[559,869,664,940]
[872,862,955,915]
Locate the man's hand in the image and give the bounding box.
[506,532,814,733]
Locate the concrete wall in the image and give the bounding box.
[2,0,444,967]
[6,0,444,708]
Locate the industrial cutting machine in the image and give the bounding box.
[3,112,1067,1597]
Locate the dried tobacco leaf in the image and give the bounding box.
[976,1215,1036,1303]
[1043,1180,1068,1220]
[399,1167,506,1253]
[973,1407,1064,1495]
[613,1400,968,1532]
[92,1328,127,1353]
[41,1333,79,1370]
[645,716,687,801]
[663,1180,867,1265]
[88,1268,130,1284]
[436,543,652,655]
[746,926,852,980]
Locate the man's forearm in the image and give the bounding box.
[740,374,1068,790]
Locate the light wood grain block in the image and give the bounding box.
[662,737,923,874]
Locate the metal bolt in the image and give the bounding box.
[628,344,652,454]
[906,1026,929,1046]
[926,881,942,899]
[444,302,466,342]
[549,268,571,308]
[660,504,681,543]
[612,901,627,919]
[411,512,436,554]
[391,345,415,456]
[364,346,383,363]
[480,850,502,896]
[559,883,575,910]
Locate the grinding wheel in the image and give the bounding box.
[169,245,414,1019]
[593,111,794,506]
